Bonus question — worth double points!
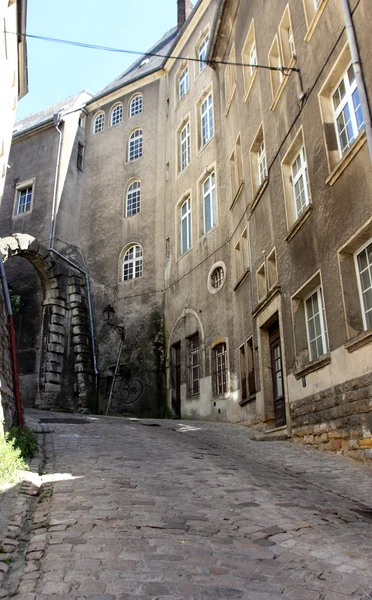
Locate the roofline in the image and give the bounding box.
[207,0,228,63]
[86,0,207,107]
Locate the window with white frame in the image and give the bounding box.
[15,185,32,215]
[200,92,213,148]
[258,140,267,186]
[230,135,243,202]
[291,147,311,219]
[213,342,227,395]
[355,241,372,330]
[197,33,209,73]
[332,64,364,158]
[268,37,284,100]
[242,20,257,99]
[279,7,296,66]
[128,129,143,161]
[188,333,200,396]
[319,45,366,174]
[224,45,237,109]
[281,129,312,230]
[202,171,216,234]
[305,287,328,360]
[93,112,105,134]
[180,196,191,255]
[129,94,143,117]
[250,125,267,199]
[111,103,123,126]
[179,121,190,172]
[239,337,256,401]
[121,244,143,281]
[178,65,189,101]
[125,180,141,217]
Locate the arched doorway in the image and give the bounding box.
[0,233,94,412]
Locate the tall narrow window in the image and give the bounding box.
[305,287,328,360]
[332,65,364,157]
[188,334,200,396]
[257,140,267,186]
[93,112,105,134]
[128,129,143,161]
[179,66,189,101]
[197,33,209,73]
[356,241,372,330]
[125,180,141,216]
[111,103,123,126]
[213,343,227,395]
[250,125,267,199]
[179,121,190,172]
[268,37,283,100]
[77,143,84,170]
[200,93,213,147]
[291,147,310,219]
[129,94,143,117]
[180,197,191,255]
[242,20,257,99]
[122,245,143,281]
[15,186,32,215]
[202,171,216,234]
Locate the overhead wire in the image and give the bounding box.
[8,30,298,74]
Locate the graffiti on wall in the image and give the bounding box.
[110,376,144,412]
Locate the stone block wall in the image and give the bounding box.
[290,373,372,460]
[0,284,15,433]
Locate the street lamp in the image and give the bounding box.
[103,305,125,339]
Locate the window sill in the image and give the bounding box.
[345,329,372,353]
[239,393,256,407]
[252,284,281,318]
[178,162,191,178]
[243,69,257,103]
[230,181,244,210]
[177,247,193,262]
[304,0,329,42]
[294,354,331,380]
[326,132,366,186]
[250,178,268,212]
[176,92,189,109]
[270,58,296,112]
[285,204,313,243]
[233,268,250,291]
[198,135,214,155]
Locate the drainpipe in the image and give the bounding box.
[49,248,99,392]
[48,113,63,248]
[247,220,258,389]
[340,0,372,163]
[0,254,23,428]
[47,113,99,396]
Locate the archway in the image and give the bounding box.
[0,233,93,412]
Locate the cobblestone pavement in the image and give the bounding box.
[2,410,372,600]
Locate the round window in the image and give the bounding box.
[207,261,226,294]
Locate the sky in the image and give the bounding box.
[16,0,178,121]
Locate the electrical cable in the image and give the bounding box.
[8,30,298,74]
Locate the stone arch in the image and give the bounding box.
[166,308,205,416]
[0,233,93,411]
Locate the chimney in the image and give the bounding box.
[177,0,193,30]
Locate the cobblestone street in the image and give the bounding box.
[1,410,372,600]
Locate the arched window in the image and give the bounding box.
[129,94,143,117]
[125,180,141,216]
[121,244,143,281]
[93,112,105,133]
[128,129,143,161]
[111,103,123,126]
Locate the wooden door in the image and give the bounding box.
[269,323,286,427]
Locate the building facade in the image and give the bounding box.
[1,0,372,458]
[0,0,28,432]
